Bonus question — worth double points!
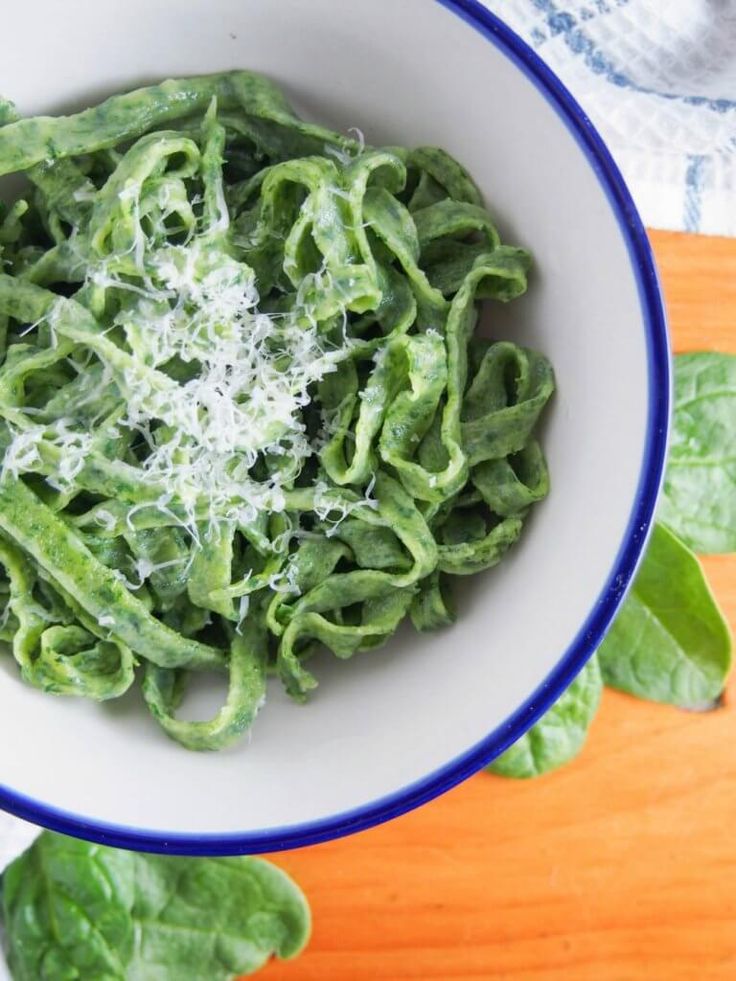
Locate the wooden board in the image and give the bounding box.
[262,231,736,981]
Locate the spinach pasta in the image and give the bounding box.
[0,71,554,750]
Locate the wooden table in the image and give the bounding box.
[263,232,736,981]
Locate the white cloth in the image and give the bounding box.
[484,0,736,235]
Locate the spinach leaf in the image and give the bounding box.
[598,522,732,708]
[2,832,310,980]
[1,833,133,980]
[658,352,736,553]
[487,654,602,778]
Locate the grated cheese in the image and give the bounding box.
[4,237,358,535]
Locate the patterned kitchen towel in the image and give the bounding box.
[484,0,736,236]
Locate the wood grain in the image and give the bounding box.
[262,231,736,981]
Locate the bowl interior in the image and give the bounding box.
[0,0,663,847]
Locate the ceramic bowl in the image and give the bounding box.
[0,0,669,853]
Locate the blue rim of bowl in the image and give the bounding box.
[0,0,670,855]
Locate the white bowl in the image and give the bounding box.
[0,0,669,853]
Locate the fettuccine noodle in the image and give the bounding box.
[0,72,553,749]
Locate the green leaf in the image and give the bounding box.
[598,522,732,708]
[488,655,602,778]
[658,352,736,553]
[2,832,310,981]
[2,834,134,980]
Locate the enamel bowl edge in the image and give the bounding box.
[0,0,669,854]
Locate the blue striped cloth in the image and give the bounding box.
[486,0,736,236]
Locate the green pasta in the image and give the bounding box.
[0,71,554,750]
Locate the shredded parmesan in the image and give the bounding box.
[4,237,356,533]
